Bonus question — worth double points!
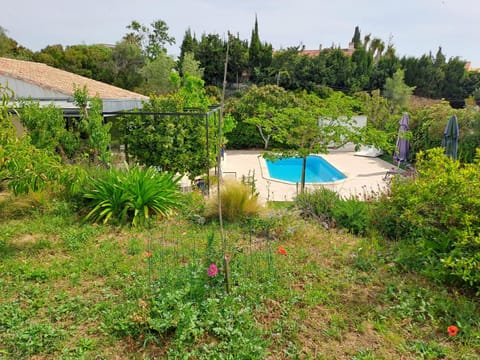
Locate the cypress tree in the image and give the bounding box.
[352,26,362,49]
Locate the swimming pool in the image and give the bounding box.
[265,155,346,183]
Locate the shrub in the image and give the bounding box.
[332,198,369,236]
[373,148,480,291]
[294,186,340,225]
[205,180,264,222]
[83,164,182,226]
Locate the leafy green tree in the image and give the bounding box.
[0,83,64,195]
[464,71,480,103]
[18,101,79,159]
[63,45,116,84]
[402,54,442,99]
[442,57,467,108]
[226,32,249,85]
[231,85,297,149]
[269,47,301,88]
[124,19,175,60]
[73,86,111,164]
[270,91,362,192]
[180,52,204,79]
[195,33,225,86]
[178,28,198,74]
[0,26,10,56]
[323,48,355,93]
[34,44,66,69]
[383,69,415,111]
[351,47,373,91]
[113,41,145,90]
[137,52,177,95]
[369,55,400,91]
[124,76,218,180]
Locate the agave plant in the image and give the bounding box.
[84,164,181,226]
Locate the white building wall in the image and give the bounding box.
[0,76,66,99]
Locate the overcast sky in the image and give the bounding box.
[1,0,479,67]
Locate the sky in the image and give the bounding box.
[1,0,479,68]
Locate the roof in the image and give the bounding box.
[0,57,148,101]
[300,48,354,57]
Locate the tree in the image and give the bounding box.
[247,16,273,83]
[34,44,66,69]
[369,55,400,91]
[226,32,249,85]
[137,52,177,95]
[73,86,111,165]
[1,83,64,195]
[112,41,145,90]
[383,69,415,111]
[180,52,204,79]
[233,85,297,149]
[442,57,467,108]
[195,33,225,86]
[270,91,362,193]
[65,45,116,84]
[351,26,362,49]
[18,101,79,159]
[323,48,355,93]
[124,76,218,180]
[249,16,262,72]
[269,47,301,88]
[351,47,373,91]
[401,53,443,99]
[178,28,198,75]
[123,19,175,60]
[0,26,8,56]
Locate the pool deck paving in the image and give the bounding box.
[220,146,395,202]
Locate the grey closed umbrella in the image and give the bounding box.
[442,115,459,160]
[393,113,410,165]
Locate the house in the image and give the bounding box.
[300,42,355,58]
[0,57,148,116]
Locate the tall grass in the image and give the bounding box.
[205,180,264,221]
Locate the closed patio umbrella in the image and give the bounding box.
[442,115,459,160]
[393,113,410,166]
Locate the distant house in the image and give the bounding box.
[300,42,356,58]
[0,57,148,116]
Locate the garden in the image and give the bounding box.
[1,77,480,359]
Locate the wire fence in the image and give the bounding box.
[145,221,282,292]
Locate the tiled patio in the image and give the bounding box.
[220,146,395,202]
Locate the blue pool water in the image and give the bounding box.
[265,155,346,183]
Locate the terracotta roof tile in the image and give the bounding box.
[0,57,148,100]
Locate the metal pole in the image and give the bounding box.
[219,39,230,294]
[205,113,210,196]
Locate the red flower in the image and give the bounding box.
[278,245,287,255]
[447,325,459,336]
[145,252,153,258]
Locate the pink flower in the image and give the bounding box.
[207,263,218,277]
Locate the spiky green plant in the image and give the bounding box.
[84,164,181,226]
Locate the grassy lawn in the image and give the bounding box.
[0,195,479,359]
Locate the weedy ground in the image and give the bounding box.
[0,193,479,359]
